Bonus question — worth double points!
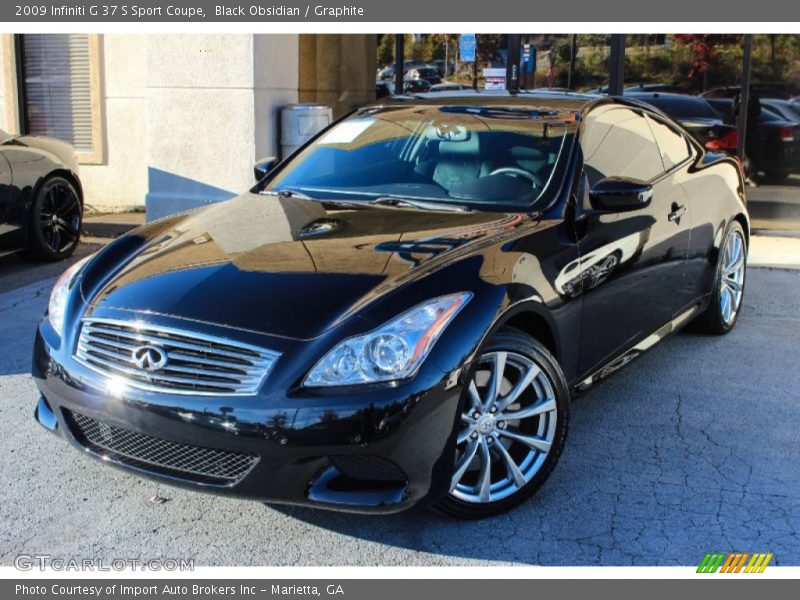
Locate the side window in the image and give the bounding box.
[581,106,664,187]
[647,116,692,171]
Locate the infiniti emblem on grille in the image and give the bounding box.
[131,345,169,371]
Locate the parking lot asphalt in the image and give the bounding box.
[747,177,800,236]
[0,261,798,566]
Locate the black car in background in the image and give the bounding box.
[706,97,800,182]
[1,129,83,261]
[587,83,686,95]
[701,82,799,101]
[626,92,739,153]
[624,83,687,94]
[377,65,396,81]
[406,67,443,86]
[761,98,800,123]
[403,78,430,93]
[34,93,748,518]
[375,80,395,99]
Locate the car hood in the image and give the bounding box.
[2,133,78,170]
[80,192,532,340]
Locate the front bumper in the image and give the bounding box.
[32,316,465,514]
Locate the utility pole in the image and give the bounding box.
[394,34,405,95]
[472,39,478,91]
[506,34,521,92]
[567,34,578,91]
[737,34,754,164]
[444,35,449,79]
[455,39,460,85]
[608,34,626,95]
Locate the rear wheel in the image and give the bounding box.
[28,176,83,261]
[435,328,569,519]
[692,221,747,335]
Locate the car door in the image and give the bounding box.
[645,113,701,311]
[575,105,691,377]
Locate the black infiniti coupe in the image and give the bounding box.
[33,92,748,518]
[1,129,83,261]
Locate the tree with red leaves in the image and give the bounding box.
[674,34,741,78]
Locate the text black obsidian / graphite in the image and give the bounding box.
[216,5,301,16]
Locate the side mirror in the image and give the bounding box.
[254,156,279,181]
[589,178,653,212]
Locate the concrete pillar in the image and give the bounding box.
[298,34,376,118]
[0,36,13,134]
[145,34,299,221]
[80,34,148,212]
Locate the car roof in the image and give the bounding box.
[371,90,599,111]
[362,90,702,136]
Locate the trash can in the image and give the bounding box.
[281,104,333,159]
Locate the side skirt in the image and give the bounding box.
[574,304,702,392]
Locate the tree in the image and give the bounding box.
[674,34,741,79]
[476,34,505,66]
[376,34,394,67]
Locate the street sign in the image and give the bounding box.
[521,44,535,73]
[459,34,476,62]
[483,67,506,90]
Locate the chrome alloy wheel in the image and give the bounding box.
[720,229,746,326]
[451,351,558,504]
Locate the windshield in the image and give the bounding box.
[263,104,576,210]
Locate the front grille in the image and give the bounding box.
[329,455,407,482]
[75,318,279,396]
[66,410,258,486]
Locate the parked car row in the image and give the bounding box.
[588,81,800,100]
[377,61,453,84]
[376,79,470,97]
[700,82,799,100]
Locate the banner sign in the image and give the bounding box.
[483,67,506,90]
[459,34,477,62]
[522,44,536,73]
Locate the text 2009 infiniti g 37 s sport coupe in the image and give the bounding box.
[33,92,748,518]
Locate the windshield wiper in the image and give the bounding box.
[370,196,471,212]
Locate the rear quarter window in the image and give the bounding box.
[646,116,692,171]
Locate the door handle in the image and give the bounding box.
[668,202,686,222]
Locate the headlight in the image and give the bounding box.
[48,255,92,336]
[304,292,471,387]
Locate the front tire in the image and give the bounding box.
[693,221,747,335]
[435,328,569,519]
[27,176,83,261]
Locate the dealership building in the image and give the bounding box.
[0,34,376,219]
